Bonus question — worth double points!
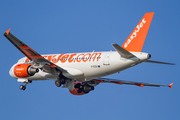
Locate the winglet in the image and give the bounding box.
[169,83,173,89]
[5,28,11,35]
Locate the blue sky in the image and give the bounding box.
[1,0,179,120]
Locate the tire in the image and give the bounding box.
[20,85,26,90]
[20,85,24,90]
[55,80,61,87]
[22,86,26,90]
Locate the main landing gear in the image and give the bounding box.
[20,80,32,90]
[55,70,66,87]
[55,79,65,87]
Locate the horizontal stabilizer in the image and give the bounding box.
[112,43,136,58]
[145,60,175,65]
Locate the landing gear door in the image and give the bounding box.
[103,51,112,65]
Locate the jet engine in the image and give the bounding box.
[69,82,94,95]
[14,64,39,77]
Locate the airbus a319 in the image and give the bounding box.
[4,12,174,95]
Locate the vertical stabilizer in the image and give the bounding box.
[122,12,154,52]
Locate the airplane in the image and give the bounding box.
[4,12,174,95]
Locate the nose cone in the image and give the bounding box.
[9,65,16,78]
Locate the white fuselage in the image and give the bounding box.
[9,51,149,82]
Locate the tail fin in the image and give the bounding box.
[122,12,154,52]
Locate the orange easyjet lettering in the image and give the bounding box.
[25,58,30,63]
[61,54,69,63]
[76,54,84,62]
[25,53,102,64]
[68,54,77,63]
[82,53,91,62]
[47,55,56,62]
[92,53,101,62]
[53,54,64,63]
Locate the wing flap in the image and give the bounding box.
[92,78,173,89]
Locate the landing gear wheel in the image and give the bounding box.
[23,86,26,90]
[20,85,26,90]
[55,80,61,87]
[20,85,23,90]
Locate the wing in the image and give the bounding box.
[4,28,66,72]
[92,78,173,89]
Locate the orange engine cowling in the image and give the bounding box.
[69,82,86,95]
[69,89,86,95]
[69,82,94,95]
[14,64,39,77]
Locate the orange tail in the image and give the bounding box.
[122,12,154,52]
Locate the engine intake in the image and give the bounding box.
[14,64,39,77]
[83,85,94,93]
[69,82,95,95]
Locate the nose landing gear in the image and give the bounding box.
[20,85,26,90]
[19,80,32,90]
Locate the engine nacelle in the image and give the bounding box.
[14,64,39,77]
[69,89,86,95]
[69,82,85,95]
[69,82,94,95]
[83,85,94,93]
